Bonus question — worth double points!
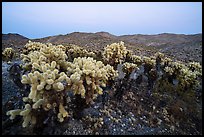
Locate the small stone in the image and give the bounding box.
[157,118,162,125]
[99,118,103,121]
[140,117,143,120]
[170,126,175,131]
[153,105,156,111]
[131,117,136,122]
[113,128,116,132]
[122,123,125,127]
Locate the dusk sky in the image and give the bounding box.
[2,2,202,39]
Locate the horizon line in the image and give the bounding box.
[2,31,202,39]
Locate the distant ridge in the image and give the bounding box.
[2,32,202,63]
[2,32,202,48]
[2,33,28,41]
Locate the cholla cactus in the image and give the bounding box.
[177,67,200,90]
[22,41,48,54]
[66,45,96,61]
[7,41,118,127]
[160,57,172,67]
[164,66,174,75]
[155,52,165,60]
[125,50,134,62]
[102,41,128,68]
[160,59,202,93]
[7,42,71,127]
[56,44,67,52]
[21,62,70,102]
[155,52,165,71]
[122,62,138,76]
[2,47,15,60]
[143,56,156,67]
[143,56,156,74]
[66,57,118,104]
[20,42,68,71]
[131,55,143,66]
[6,103,36,128]
[188,62,202,73]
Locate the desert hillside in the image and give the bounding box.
[2,32,202,64]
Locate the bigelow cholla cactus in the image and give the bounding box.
[6,41,118,127]
[102,41,131,69]
[66,57,118,104]
[163,61,202,91]
[20,42,68,71]
[122,62,138,76]
[2,47,15,60]
[153,52,202,93]
[22,41,50,54]
[7,42,71,127]
[66,44,97,61]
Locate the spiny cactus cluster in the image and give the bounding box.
[22,41,49,54]
[122,62,138,76]
[131,55,143,66]
[66,44,97,61]
[153,52,202,94]
[2,47,15,60]
[8,43,71,126]
[66,57,118,104]
[113,47,202,100]
[7,41,118,127]
[20,42,69,71]
[102,41,131,69]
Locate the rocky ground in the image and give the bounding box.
[2,59,202,135]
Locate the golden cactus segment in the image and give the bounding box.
[57,103,68,122]
[6,109,22,120]
[32,99,44,109]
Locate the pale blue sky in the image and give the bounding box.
[2,2,202,39]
